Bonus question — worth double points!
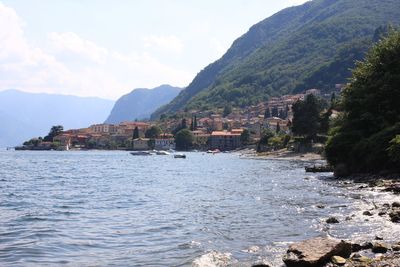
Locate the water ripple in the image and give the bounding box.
[0,150,399,266]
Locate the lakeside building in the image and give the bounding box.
[89,124,119,134]
[155,138,175,150]
[264,117,291,133]
[132,138,150,150]
[209,129,243,151]
[192,130,210,150]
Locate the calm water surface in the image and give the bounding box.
[0,150,399,266]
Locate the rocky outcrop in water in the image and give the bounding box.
[282,237,351,267]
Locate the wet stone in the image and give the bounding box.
[360,242,373,250]
[392,244,400,251]
[351,253,372,263]
[389,209,400,223]
[331,255,346,265]
[351,243,362,252]
[362,211,373,216]
[372,242,389,253]
[326,217,340,224]
[392,202,400,208]
[283,237,351,267]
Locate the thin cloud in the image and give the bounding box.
[143,35,184,55]
[0,3,193,99]
[48,32,109,64]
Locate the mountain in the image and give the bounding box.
[0,90,114,147]
[152,0,400,118]
[105,85,181,124]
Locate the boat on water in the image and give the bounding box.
[130,151,152,156]
[207,149,221,154]
[156,150,170,155]
[174,153,186,159]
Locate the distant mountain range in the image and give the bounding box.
[152,0,400,118]
[105,85,181,124]
[0,90,114,147]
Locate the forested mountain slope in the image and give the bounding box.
[152,0,400,118]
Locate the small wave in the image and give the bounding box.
[241,245,260,254]
[192,251,235,267]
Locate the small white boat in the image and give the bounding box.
[174,153,186,159]
[156,150,170,155]
[130,151,152,156]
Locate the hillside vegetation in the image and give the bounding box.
[326,31,400,175]
[152,0,400,118]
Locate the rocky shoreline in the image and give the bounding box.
[238,150,400,267]
[258,175,400,267]
[240,148,324,161]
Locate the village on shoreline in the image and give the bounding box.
[15,87,341,155]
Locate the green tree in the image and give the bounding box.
[264,108,271,118]
[175,129,194,151]
[223,105,232,117]
[43,125,63,142]
[240,129,250,144]
[132,126,140,139]
[257,129,275,152]
[276,122,281,134]
[147,139,155,150]
[271,106,279,117]
[291,94,322,141]
[160,114,167,121]
[145,126,162,139]
[326,31,400,175]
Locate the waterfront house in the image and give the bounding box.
[155,138,175,150]
[210,130,242,151]
[89,123,119,134]
[132,138,150,150]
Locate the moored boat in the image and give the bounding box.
[174,153,186,159]
[156,150,170,155]
[130,151,152,156]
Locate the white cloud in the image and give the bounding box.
[48,32,108,64]
[0,3,193,99]
[143,34,184,54]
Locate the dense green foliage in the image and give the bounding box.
[145,126,162,139]
[240,129,250,144]
[325,31,400,175]
[43,125,63,142]
[292,95,323,140]
[152,0,400,118]
[132,126,139,139]
[257,129,291,152]
[174,129,194,151]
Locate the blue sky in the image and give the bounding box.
[0,0,307,99]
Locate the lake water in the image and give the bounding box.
[0,150,399,266]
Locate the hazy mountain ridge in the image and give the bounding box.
[105,85,181,124]
[152,0,400,118]
[0,90,114,147]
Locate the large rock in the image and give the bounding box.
[282,237,351,267]
[389,209,400,222]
